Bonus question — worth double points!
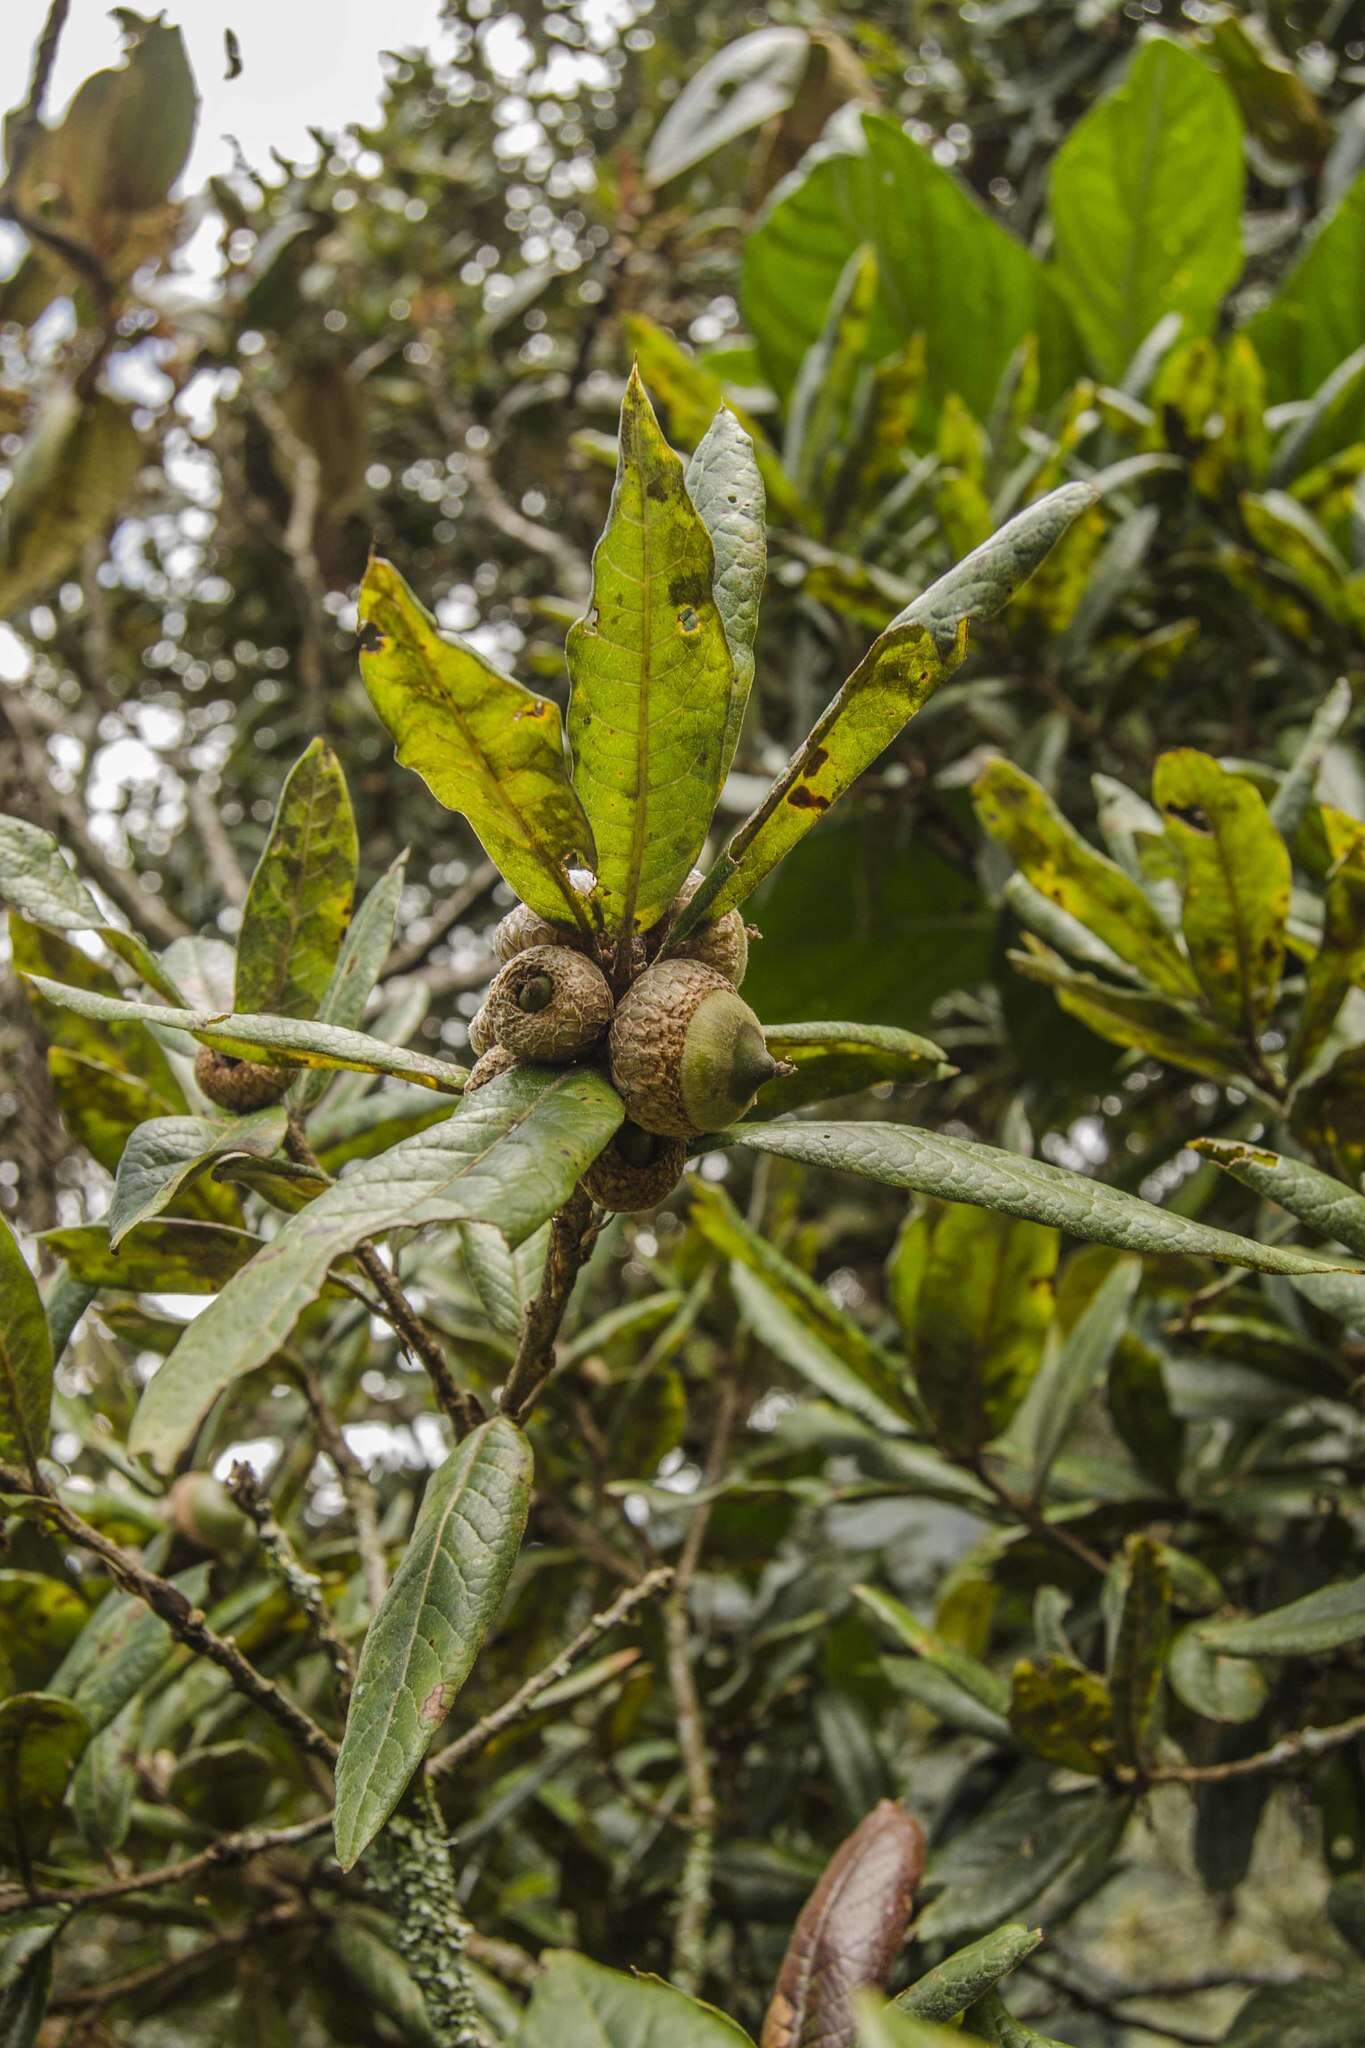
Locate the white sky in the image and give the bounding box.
[3,0,448,186]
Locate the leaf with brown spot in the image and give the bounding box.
[760,1800,925,2048]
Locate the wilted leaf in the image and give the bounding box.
[0,1693,88,1873]
[761,1801,925,2048]
[0,1215,52,1476]
[359,556,595,932]
[334,1415,532,1867]
[1193,1138,1365,1256]
[107,1107,288,1248]
[130,1065,622,1470]
[567,369,734,935]
[1049,37,1243,381]
[731,1122,1345,1276]
[1008,1656,1116,1776]
[234,739,358,1020]
[1152,749,1290,1040]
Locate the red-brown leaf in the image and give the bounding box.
[760,1800,925,2048]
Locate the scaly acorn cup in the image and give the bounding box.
[486,944,614,1061]
[194,1046,292,1112]
[581,1123,688,1211]
[465,1044,519,1092]
[647,867,750,985]
[493,901,584,963]
[468,1002,497,1056]
[609,958,791,1136]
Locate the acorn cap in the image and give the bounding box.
[465,1044,518,1092]
[493,902,583,963]
[645,867,750,985]
[486,944,614,1062]
[468,1003,497,1057]
[609,958,785,1136]
[581,1124,687,1211]
[194,1046,292,1112]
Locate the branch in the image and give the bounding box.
[296,1358,389,1616]
[4,0,70,177]
[1121,1707,1365,1788]
[499,1189,599,1422]
[227,1459,356,1704]
[0,1816,332,1918]
[51,1900,312,2015]
[428,1566,672,1778]
[0,1464,337,1764]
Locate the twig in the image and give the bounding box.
[1119,1706,1365,1787]
[664,1377,740,1995]
[428,1567,672,1778]
[285,1117,483,1438]
[248,385,333,724]
[380,859,499,981]
[296,1359,388,1614]
[971,1456,1109,1578]
[0,1464,337,1764]
[0,1816,333,1918]
[227,1460,356,1703]
[499,1190,599,1422]
[51,1900,311,2014]
[1025,1958,1222,2047]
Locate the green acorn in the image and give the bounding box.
[581,1123,688,1212]
[167,1472,255,1559]
[194,1046,292,1112]
[486,944,614,1061]
[608,958,787,1137]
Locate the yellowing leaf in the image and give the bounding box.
[234,739,358,1020]
[0,1216,52,1478]
[0,390,141,621]
[359,556,595,932]
[1008,1656,1116,1776]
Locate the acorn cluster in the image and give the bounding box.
[466,873,786,1211]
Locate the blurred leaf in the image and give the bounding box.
[567,369,734,935]
[1109,1536,1170,1769]
[759,1021,952,1115]
[234,739,357,1020]
[0,1574,85,1692]
[1200,1578,1365,1658]
[358,556,595,933]
[0,390,142,619]
[107,1107,288,1247]
[71,1700,139,1855]
[1168,1625,1269,1723]
[0,1216,52,1477]
[129,1066,622,1471]
[50,1568,210,1735]
[1049,37,1243,381]
[517,1952,752,2044]
[1209,10,1329,167]
[0,1693,87,1873]
[962,1990,1068,2048]
[1221,1978,1365,2046]
[855,1998,971,2048]
[39,1219,261,1293]
[762,1801,925,2048]
[1193,1138,1365,1255]
[732,1122,1344,1276]
[1153,748,1290,1038]
[1107,1333,1183,1493]
[896,1926,1042,2024]
[1294,855,1365,1069]
[644,25,810,186]
[685,405,768,775]
[915,1784,1124,1943]
[327,1915,440,2047]
[1252,171,1365,457]
[974,759,1197,999]
[1008,1656,1116,1776]
[855,1585,1009,1717]
[1031,1257,1139,1488]
[12,920,182,1089]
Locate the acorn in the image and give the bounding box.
[194,1046,292,1112]
[468,1003,497,1057]
[608,958,788,1136]
[646,867,750,985]
[466,1044,518,1092]
[167,1472,255,1559]
[493,902,583,963]
[581,1123,687,1211]
[485,945,614,1062]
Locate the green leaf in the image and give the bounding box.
[21,975,468,1093]
[1294,855,1365,1069]
[12,922,183,1091]
[1192,1138,1365,1256]
[893,1204,1057,1454]
[731,1121,1345,1276]
[130,1066,623,1471]
[974,759,1197,999]
[1168,1625,1269,1724]
[896,1927,1042,2025]
[358,555,594,931]
[1251,171,1365,455]
[71,1701,139,1855]
[963,1990,1069,2048]
[685,405,767,779]
[0,389,142,618]
[0,1574,86,1692]
[51,1568,210,1734]
[856,1584,1010,1717]
[460,1220,550,1342]
[38,1219,261,1293]
[516,1952,753,2045]
[1107,1332,1183,1493]
[1030,1257,1139,1488]
[107,1108,289,1249]
[689,1179,915,1432]
[234,739,358,1019]
[1009,944,1245,1086]
[895,485,1098,658]
[0,1694,88,1873]
[758,1021,952,1115]
[1200,1578,1365,1659]
[1049,37,1244,381]
[0,1216,52,1477]
[857,1997,974,2048]
[915,1783,1125,1944]
[643,25,809,186]
[742,112,1080,414]
[1221,1977,1365,2048]
[1109,1536,1170,1769]
[0,815,103,931]
[294,853,408,1111]
[1152,749,1290,1040]
[46,1049,195,1180]
[1008,1655,1116,1776]
[566,368,734,936]
[334,1415,532,1868]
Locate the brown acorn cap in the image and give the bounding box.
[465,1044,519,1092]
[492,902,584,963]
[468,1003,497,1057]
[581,1123,687,1211]
[486,944,614,1062]
[645,867,750,985]
[194,1046,292,1112]
[609,958,785,1137]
